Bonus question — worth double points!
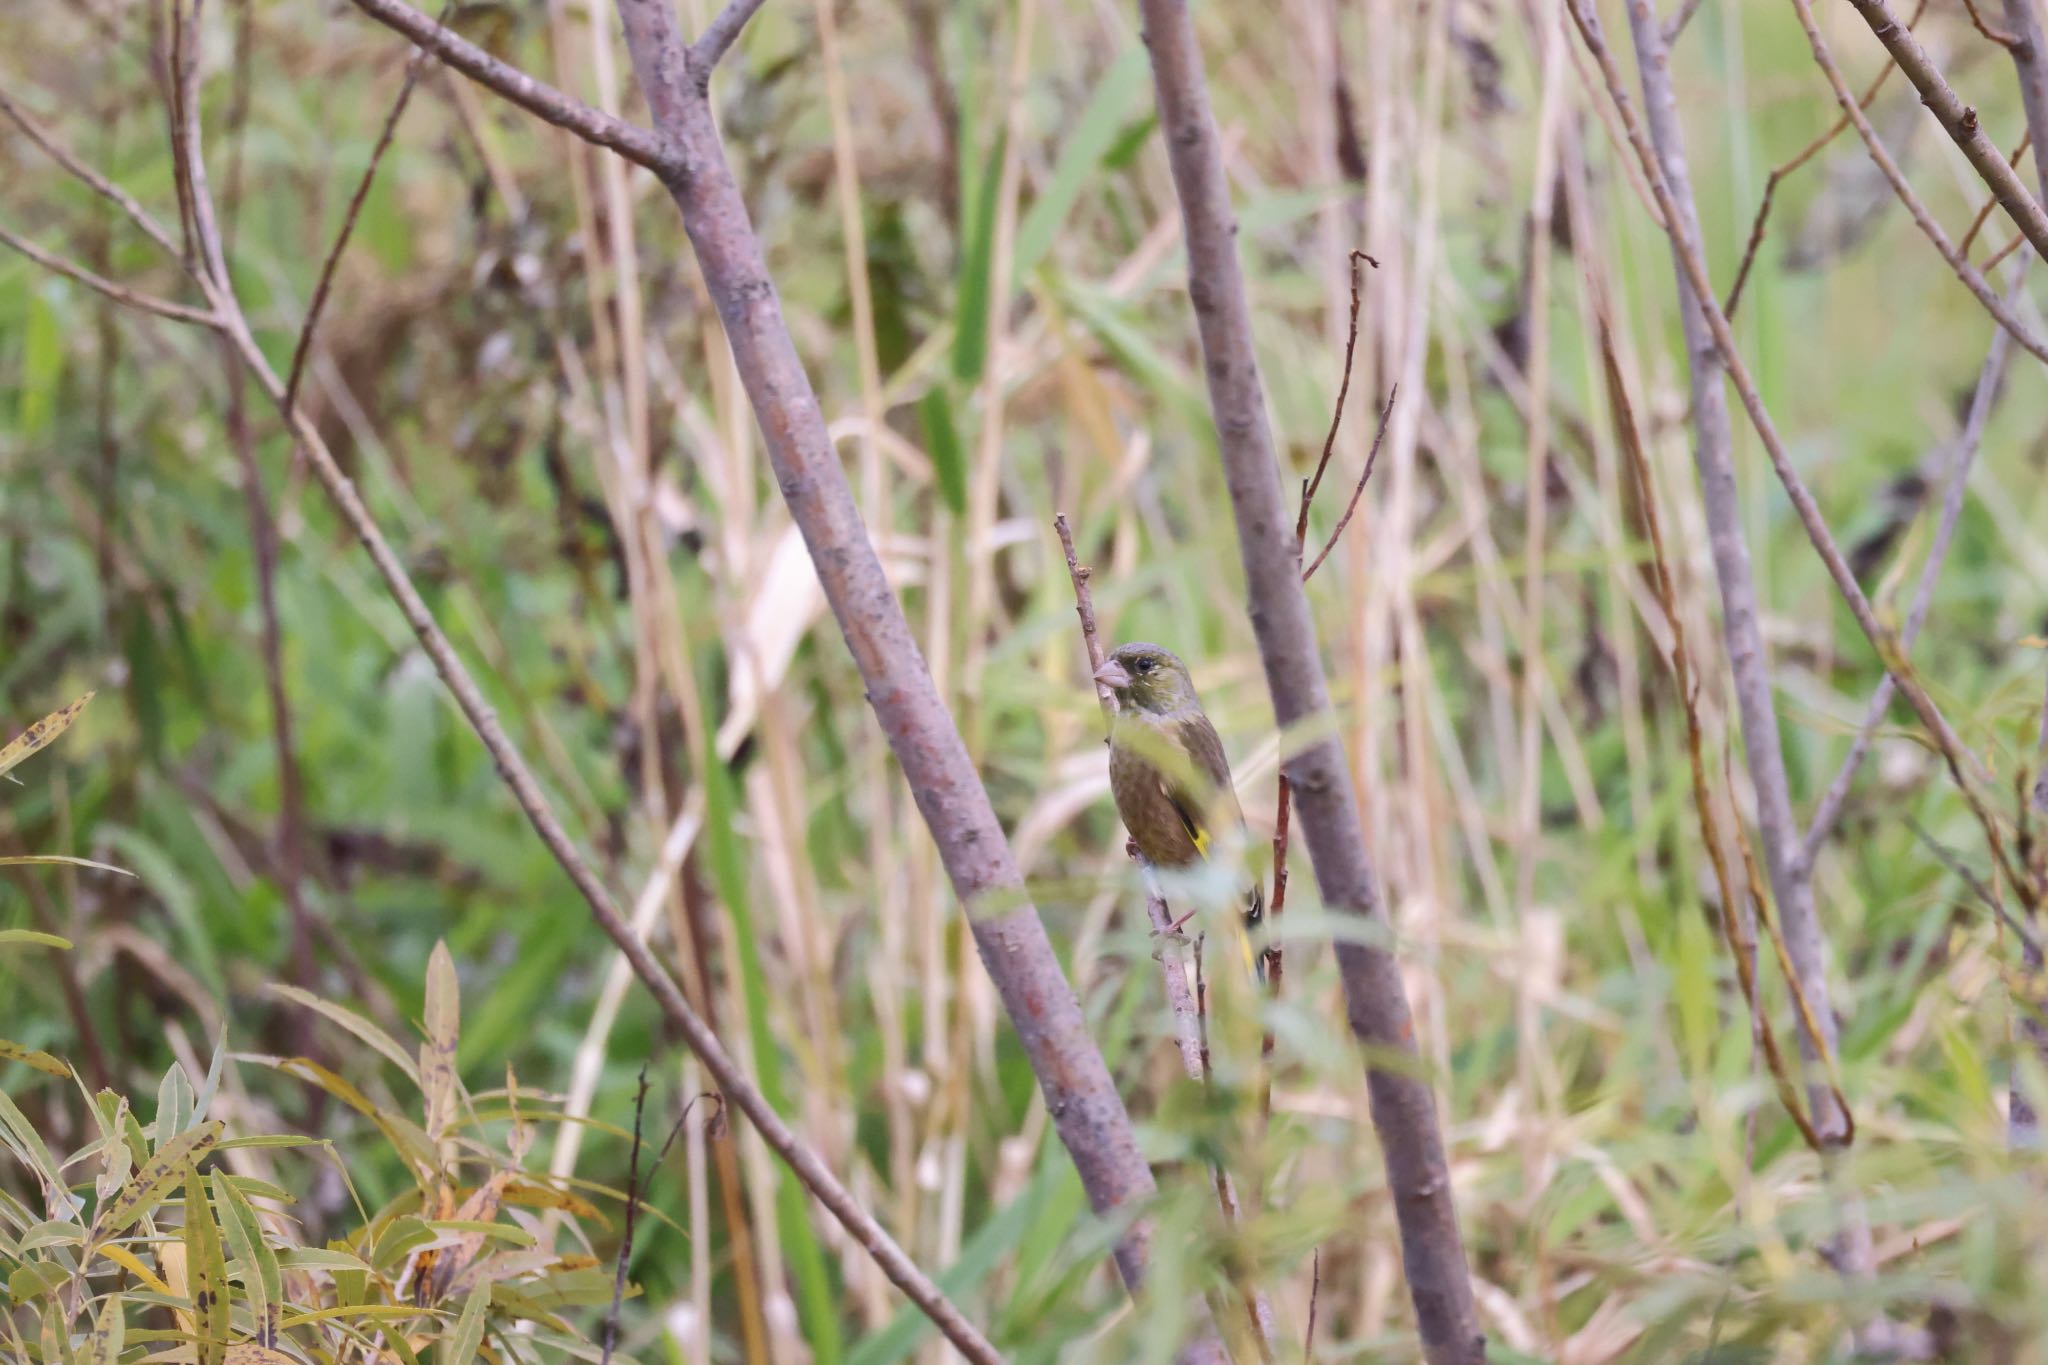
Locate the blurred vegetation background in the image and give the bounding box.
[6,0,2048,1359]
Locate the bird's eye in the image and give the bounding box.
[1135,658,1155,674]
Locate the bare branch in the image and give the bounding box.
[346,0,672,174]
[1786,0,2048,364]
[0,223,218,327]
[1300,385,1396,583]
[691,0,771,71]
[0,85,186,261]
[287,0,451,411]
[1801,271,2020,867]
[1663,0,1706,45]
[1962,0,2020,48]
[1294,248,1377,550]
[1134,0,1485,1359]
[1722,0,1927,321]
[1841,0,2048,260]
[1574,0,2017,898]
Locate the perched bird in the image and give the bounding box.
[1094,641,1266,981]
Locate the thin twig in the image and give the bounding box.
[346,0,672,173]
[690,0,771,71]
[1908,818,2045,958]
[1294,249,1378,550]
[1723,0,1927,321]
[0,224,219,327]
[1962,0,2019,49]
[1840,0,2048,262]
[1800,267,2022,868]
[1785,0,2048,363]
[0,85,188,262]
[285,0,453,412]
[1303,1246,1321,1361]
[1299,385,1396,583]
[1575,0,2026,922]
[1595,301,1830,1154]
[1957,134,2032,258]
[1263,777,1290,994]
[601,1066,651,1365]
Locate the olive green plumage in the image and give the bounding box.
[1095,641,1265,980]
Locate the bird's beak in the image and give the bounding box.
[1093,659,1132,691]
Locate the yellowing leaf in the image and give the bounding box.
[0,1038,71,1078]
[0,691,95,779]
[186,1169,229,1365]
[97,1240,174,1294]
[97,1120,221,1236]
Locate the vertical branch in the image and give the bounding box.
[1618,0,1848,1145]
[1134,2,1485,1360]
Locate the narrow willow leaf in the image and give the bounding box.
[96,1241,173,1294]
[0,929,73,949]
[1012,48,1148,281]
[185,1171,228,1365]
[0,1088,74,1218]
[915,387,967,516]
[96,1121,221,1237]
[0,691,94,778]
[0,855,134,877]
[189,1035,226,1127]
[0,1039,70,1078]
[442,1279,492,1363]
[221,1346,297,1364]
[80,1292,124,1365]
[211,1170,279,1345]
[264,985,421,1085]
[157,1061,194,1140]
[421,940,460,1155]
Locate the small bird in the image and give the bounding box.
[1094,641,1266,981]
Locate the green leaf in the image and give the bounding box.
[442,1278,492,1363]
[0,1087,78,1219]
[157,1059,195,1140]
[1012,49,1147,281]
[265,984,423,1086]
[79,1292,124,1365]
[951,129,1009,386]
[96,1120,221,1237]
[15,285,62,441]
[211,1169,281,1344]
[916,386,968,516]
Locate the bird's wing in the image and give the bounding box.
[1173,708,1266,978]
[1170,708,1246,844]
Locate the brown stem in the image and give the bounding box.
[1135,1,1484,1359]
[1299,386,1396,584]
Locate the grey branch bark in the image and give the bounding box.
[603,0,1171,1304]
[1134,2,1486,1361]
[1843,0,2048,261]
[1621,0,1848,1147]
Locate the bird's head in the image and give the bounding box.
[1094,641,1197,715]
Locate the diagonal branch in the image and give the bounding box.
[691,0,771,71]
[0,222,219,327]
[1841,0,2048,260]
[1801,271,2021,866]
[347,0,672,174]
[1786,0,2048,364]
[1133,0,1485,1360]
